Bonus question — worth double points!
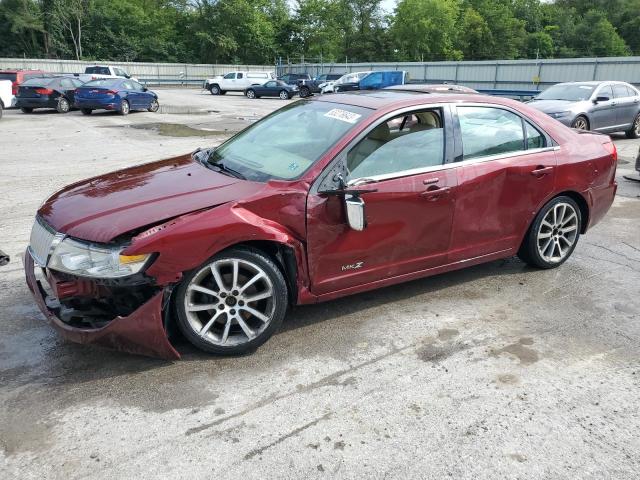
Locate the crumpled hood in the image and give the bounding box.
[527,99,582,114]
[38,154,264,243]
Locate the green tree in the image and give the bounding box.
[574,10,629,57]
[526,31,553,59]
[457,6,493,60]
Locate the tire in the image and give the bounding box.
[56,97,70,113]
[21,107,33,114]
[518,195,582,269]
[571,115,589,131]
[81,108,92,115]
[625,113,640,139]
[279,90,290,100]
[148,98,159,112]
[175,247,289,355]
[119,99,130,115]
[210,84,221,95]
[246,89,256,99]
[0,103,3,120]
[299,86,311,98]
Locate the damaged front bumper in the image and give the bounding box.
[24,248,180,360]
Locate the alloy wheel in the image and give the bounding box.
[247,90,255,99]
[58,98,70,113]
[536,202,579,263]
[149,99,159,112]
[634,116,640,136]
[573,117,588,130]
[183,258,275,346]
[279,90,288,100]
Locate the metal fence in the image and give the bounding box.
[278,57,640,91]
[0,58,273,85]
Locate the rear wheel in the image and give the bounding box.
[571,115,589,130]
[279,90,290,100]
[625,113,640,139]
[81,108,92,115]
[56,97,70,113]
[518,196,582,269]
[119,99,130,115]
[175,247,288,355]
[299,86,311,98]
[21,107,33,114]
[246,89,256,99]
[148,98,159,112]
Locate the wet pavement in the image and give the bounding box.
[1,89,639,479]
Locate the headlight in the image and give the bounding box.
[549,111,570,118]
[48,238,151,278]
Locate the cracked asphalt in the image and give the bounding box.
[1,88,639,479]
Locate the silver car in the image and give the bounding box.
[528,81,640,138]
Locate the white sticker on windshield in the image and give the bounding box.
[324,108,362,124]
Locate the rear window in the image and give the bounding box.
[85,67,111,75]
[0,73,17,82]
[21,78,55,87]
[83,78,121,88]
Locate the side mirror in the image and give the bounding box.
[143,86,148,92]
[594,96,610,103]
[125,74,131,79]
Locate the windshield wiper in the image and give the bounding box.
[208,162,246,180]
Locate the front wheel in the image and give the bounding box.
[245,89,256,99]
[518,196,582,269]
[175,247,288,355]
[571,115,589,130]
[210,84,221,95]
[625,113,640,139]
[119,99,130,115]
[279,90,290,100]
[299,86,311,98]
[148,98,159,112]
[56,97,70,113]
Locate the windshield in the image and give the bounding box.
[207,101,372,181]
[82,78,121,88]
[535,84,595,101]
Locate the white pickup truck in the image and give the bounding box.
[74,66,138,83]
[204,71,275,95]
[0,80,11,119]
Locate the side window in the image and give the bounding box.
[598,85,614,100]
[131,81,144,91]
[627,86,638,97]
[613,84,629,99]
[457,107,525,160]
[60,78,74,89]
[347,109,445,179]
[122,81,133,90]
[237,73,243,79]
[223,72,235,79]
[72,79,84,87]
[525,121,546,149]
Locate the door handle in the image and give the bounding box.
[421,186,451,198]
[530,166,554,177]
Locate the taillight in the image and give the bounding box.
[106,90,118,95]
[11,82,17,95]
[603,142,617,162]
[35,88,54,95]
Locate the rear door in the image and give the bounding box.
[612,83,638,129]
[449,105,557,262]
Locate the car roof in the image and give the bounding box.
[556,81,629,86]
[386,84,478,94]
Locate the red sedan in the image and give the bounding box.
[25,91,617,359]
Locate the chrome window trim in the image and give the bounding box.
[347,146,560,185]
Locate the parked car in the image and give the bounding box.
[0,69,51,106]
[387,83,478,94]
[278,73,311,85]
[16,76,84,113]
[0,80,11,119]
[24,90,617,359]
[320,71,371,94]
[334,70,408,92]
[204,71,275,95]
[527,81,640,138]
[74,65,137,83]
[244,80,298,100]
[74,78,159,115]
[298,72,345,98]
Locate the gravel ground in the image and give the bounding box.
[1,88,639,479]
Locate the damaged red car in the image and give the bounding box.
[25,91,618,359]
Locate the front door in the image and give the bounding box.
[306,107,457,296]
[591,84,617,131]
[448,105,557,262]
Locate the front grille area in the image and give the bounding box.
[29,218,57,266]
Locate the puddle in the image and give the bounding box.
[129,122,237,137]
[156,105,217,115]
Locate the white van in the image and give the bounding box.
[0,80,12,119]
[204,71,275,95]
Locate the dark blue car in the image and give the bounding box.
[244,80,299,100]
[74,78,159,115]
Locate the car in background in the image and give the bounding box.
[74,78,159,115]
[335,70,408,92]
[0,80,11,119]
[278,73,311,85]
[16,76,85,113]
[527,81,640,138]
[245,80,298,100]
[204,71,275,95]
[0,69,51,106]
[74,66,137,83]
[320,71,371,94]
[25,90,618,359]
[298,72,345,98]
[387,84,478,94]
